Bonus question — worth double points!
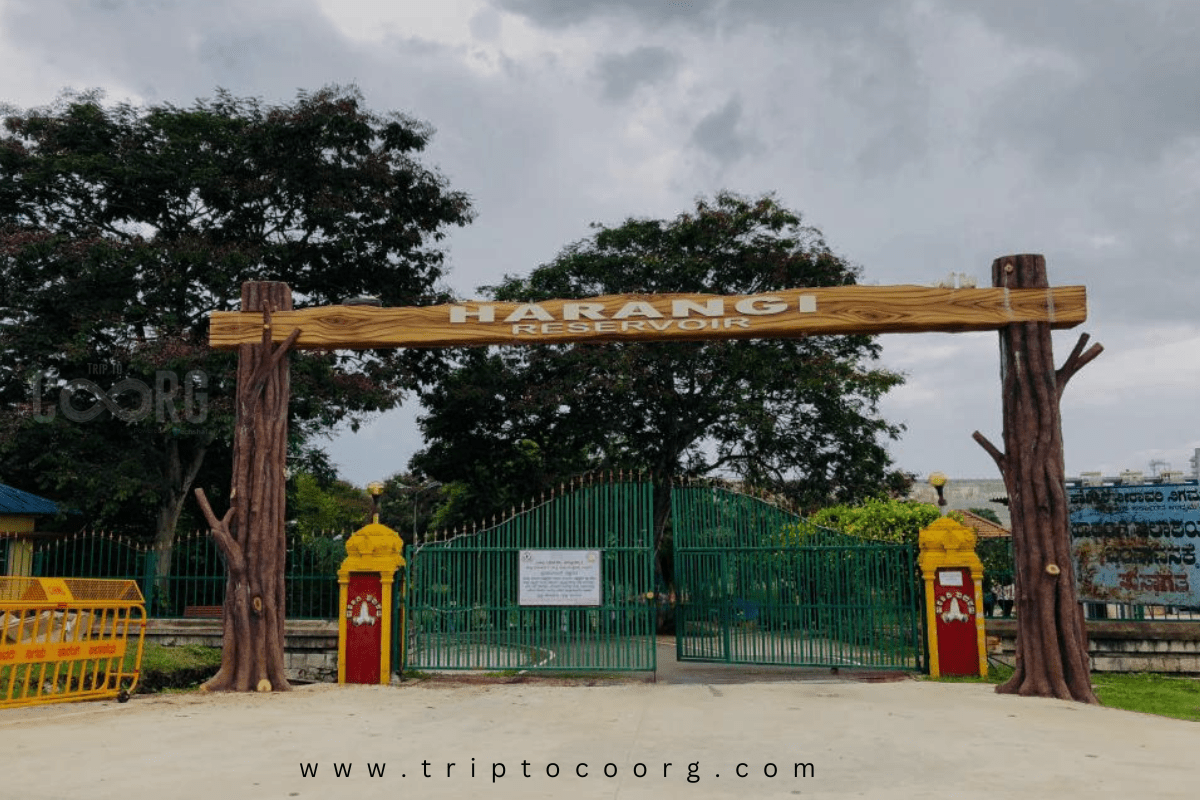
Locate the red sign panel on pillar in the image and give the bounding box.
[933,567,978,677]
[344,572,384,684]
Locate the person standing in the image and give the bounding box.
[997,583,1014,617]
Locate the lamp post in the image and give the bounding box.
[367,481,384,524]
[928,471,948,515]
[405,480,443,540]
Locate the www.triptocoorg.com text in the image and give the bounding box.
[299,758,815,783]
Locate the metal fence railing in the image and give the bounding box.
[29,529,342,620]
[1081,603,1200,621]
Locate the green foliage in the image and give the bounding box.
[411,346,597,529]
[809,498,941,545]
[809,500,1014,590]
[413,192,907,535]
[374,471,450,541]
[287,471,370,539]
[0,85,472,537]
[422,481,472,534]
[977,537,1014,587]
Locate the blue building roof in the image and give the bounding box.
[0,482,61,515]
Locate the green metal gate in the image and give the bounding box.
[405,475,656,672]
[672,482,922,670]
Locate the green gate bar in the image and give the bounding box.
[405,475,656,672]
[672,481,922,670]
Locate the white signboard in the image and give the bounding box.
[938,570,964,587]
[519,549,601,606]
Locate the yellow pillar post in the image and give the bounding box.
[919,516,988,678]
[337,521,405,685]
[1,516,35,577]
[5,539,34,577]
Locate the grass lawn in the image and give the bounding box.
[138,642,222,673]
[1091,672,1200,722]
[2,642,221,701]
[931,660,1200,722]
[134,643,222,693]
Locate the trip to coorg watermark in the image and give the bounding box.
[298,758,815,783]
[28,368,208,424]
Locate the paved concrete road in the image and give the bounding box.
[2,672,1193,800]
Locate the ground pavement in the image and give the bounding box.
[2,646,1194,799]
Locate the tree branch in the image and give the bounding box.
[194,487,245,575]
[1055,332,1104,398]
[704,450,744,473]
[179,435,211,498]
[972,430,1007,476]
[246,325,302,402]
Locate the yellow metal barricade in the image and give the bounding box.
[0,577,147,709]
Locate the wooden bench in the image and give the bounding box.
[183,605,224,619]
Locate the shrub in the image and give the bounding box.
[809,498,941,545]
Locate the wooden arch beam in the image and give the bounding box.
[208,284,1086,350]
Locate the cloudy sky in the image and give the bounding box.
[3,0,1198,488]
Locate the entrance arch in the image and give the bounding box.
[197,254,1101,701]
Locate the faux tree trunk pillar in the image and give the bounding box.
[195,281,298,692]
[973,254,1103,703]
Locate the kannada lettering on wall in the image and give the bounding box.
[1069,482,1200,607]
[518,550,602,606]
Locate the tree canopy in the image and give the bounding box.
[411,192,908,548]
[0,86,473,548]
[808,498,941,546]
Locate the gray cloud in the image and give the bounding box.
[594,46,679,102]
[4,0,1198,483]
[495,0,909,37]
[496,0,1200,176]
[498,1,931,174]
[957,0,1200,171]
[0,0,360,104]
[691,96,757,164]
[493,0,719,30]
[469,7,503,41]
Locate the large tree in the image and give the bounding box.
[0,86,472,602]
[411,345,599,529]
[413,192,907,574]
